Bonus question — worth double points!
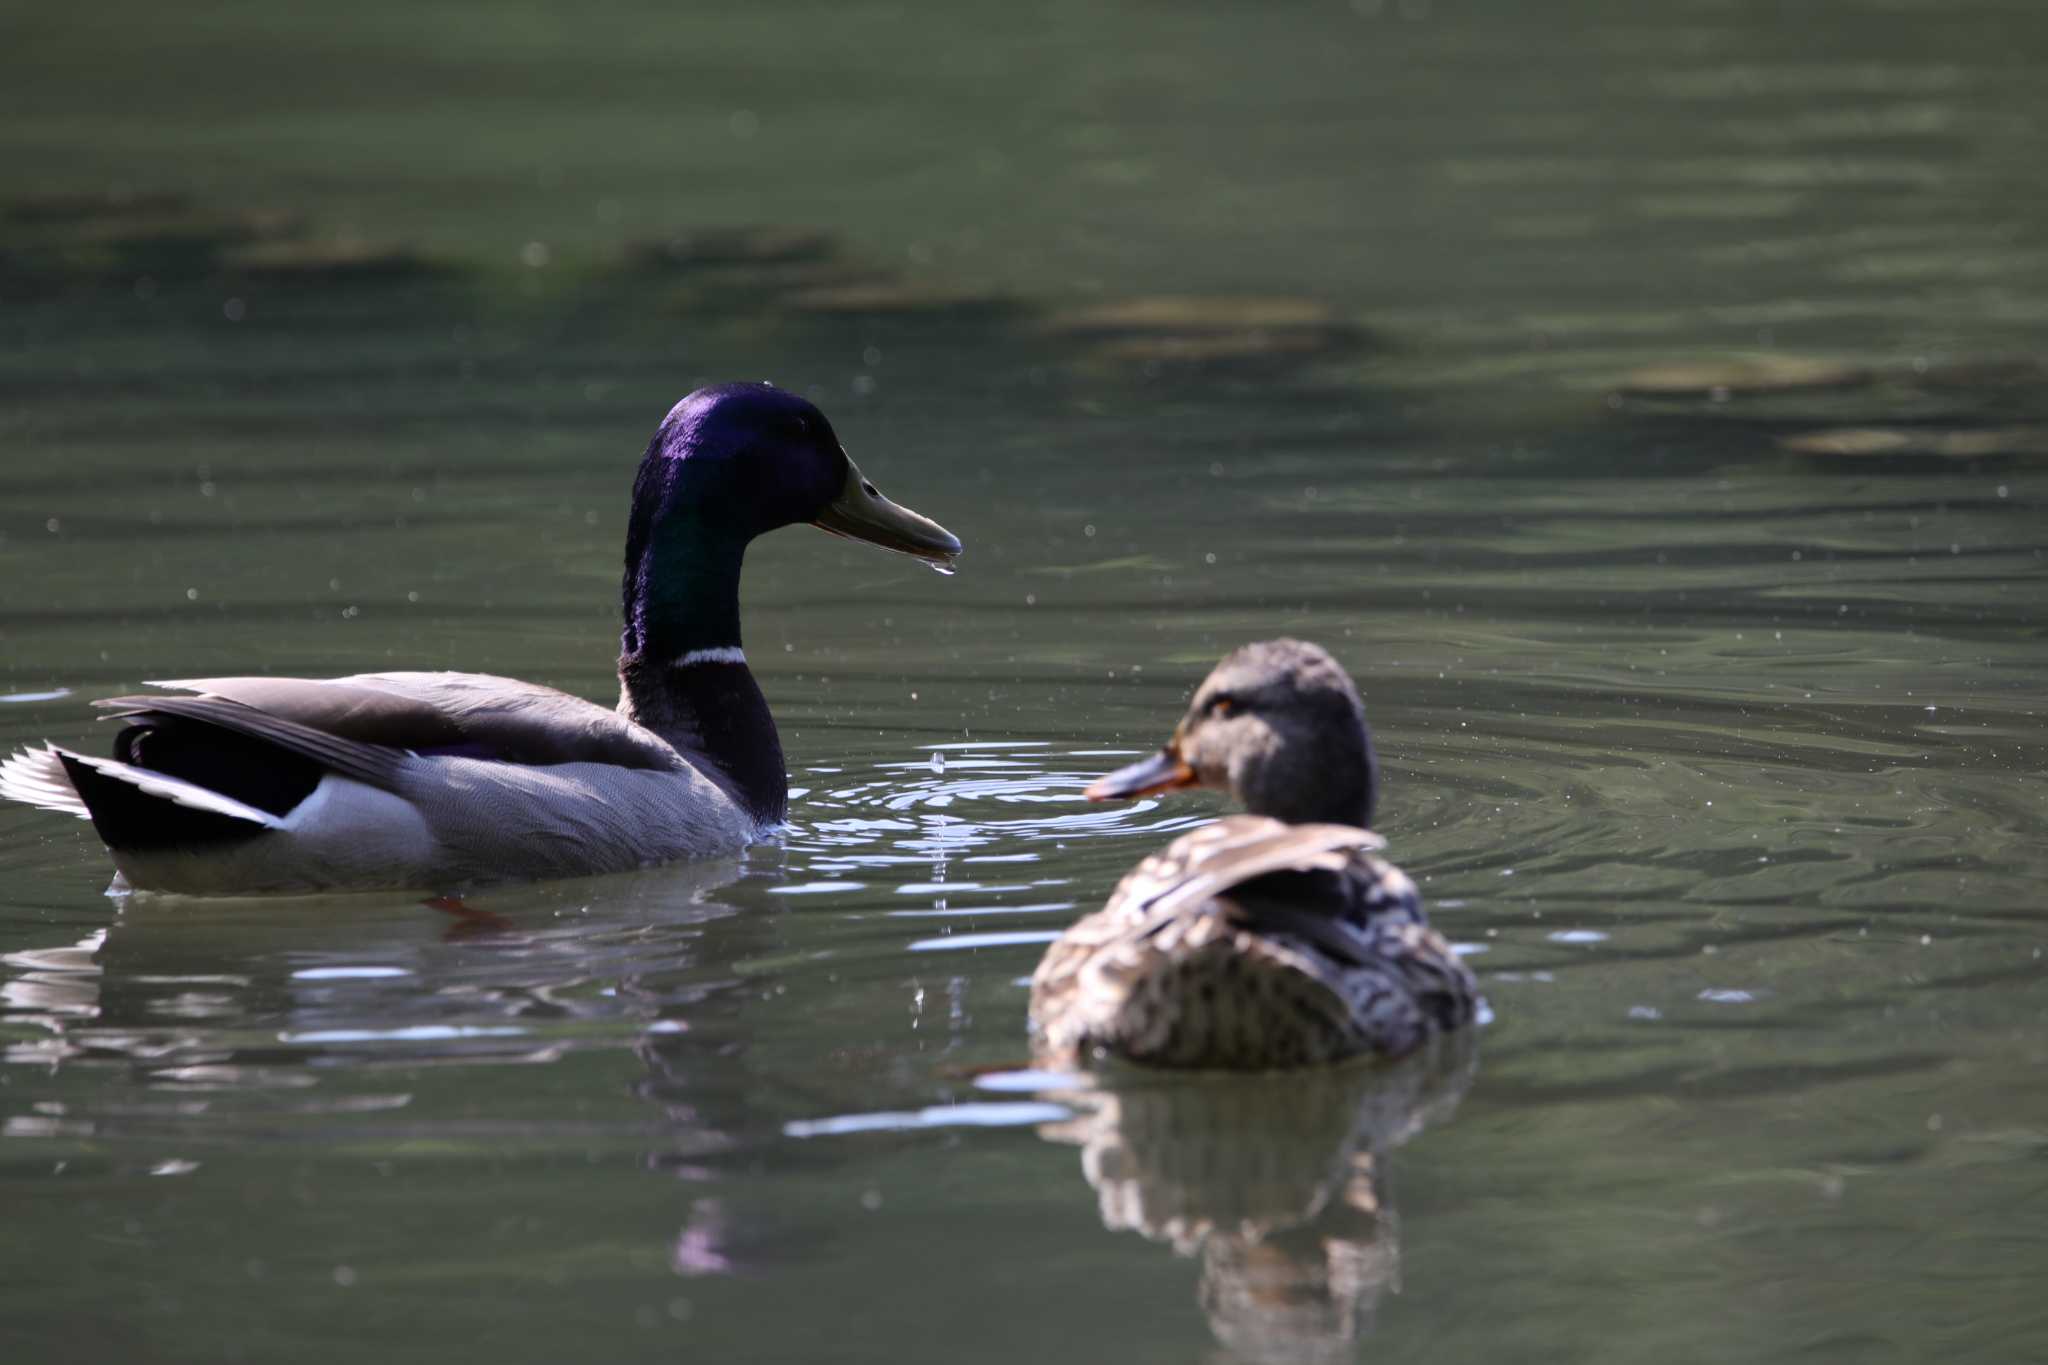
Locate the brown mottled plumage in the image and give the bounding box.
[1030,640,1479,1071]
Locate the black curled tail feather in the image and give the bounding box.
[55,751,271,852]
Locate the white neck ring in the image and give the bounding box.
[674,646,748,668]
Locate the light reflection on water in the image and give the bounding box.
[785,746,1214,905]
[0,746,1219,1149]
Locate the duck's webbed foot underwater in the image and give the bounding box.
[423,894,515,939]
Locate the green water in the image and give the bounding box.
[4,1,2047,1360]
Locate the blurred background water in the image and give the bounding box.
[3,1,2046,1361]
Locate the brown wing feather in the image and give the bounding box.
[123,677,467,748]
[116,673,684,773]
[1130,817,1386,922]
[95,693,406,789]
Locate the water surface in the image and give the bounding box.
[4,2,2047,1361]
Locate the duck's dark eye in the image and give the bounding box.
[1206,694,1238,718]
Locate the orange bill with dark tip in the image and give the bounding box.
[1083,748,1198,801]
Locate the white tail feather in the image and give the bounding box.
[0,746,91,818]
[4,744,284,829]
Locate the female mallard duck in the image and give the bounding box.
[0,383,960,895]
[1030,640,1478,1070]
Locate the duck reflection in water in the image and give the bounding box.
[4,858,784,1278]
[1,857,754,1132]
[1037,1036,1475,1364]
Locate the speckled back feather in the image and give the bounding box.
[1030,815,1477,1070]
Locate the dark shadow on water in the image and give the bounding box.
[0,189,442,301]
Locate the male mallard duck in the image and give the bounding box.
[0,383,960,895]
[1030,640,1478,1070]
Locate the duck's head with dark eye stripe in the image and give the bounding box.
[621,383,961,658]
[1085,639,1380,828]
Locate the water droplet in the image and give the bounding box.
[926,559,956,577]
[930,751,945,774]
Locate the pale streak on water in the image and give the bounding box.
[3,0,2048,1361]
